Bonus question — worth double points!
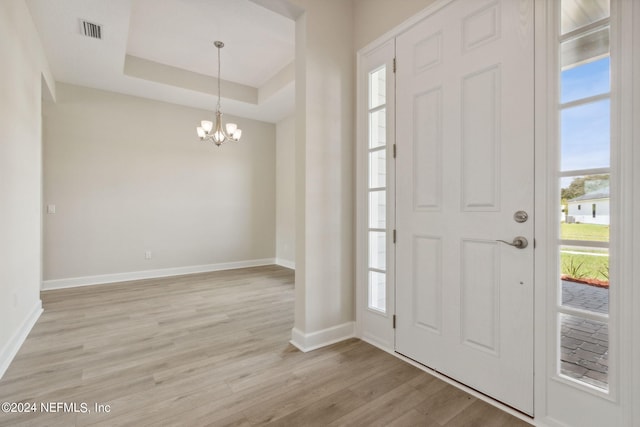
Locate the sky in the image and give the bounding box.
[560,57,611,174]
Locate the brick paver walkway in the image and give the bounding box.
[560,280,609,389]
[562,280,609,314]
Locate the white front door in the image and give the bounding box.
[395,0,535,414]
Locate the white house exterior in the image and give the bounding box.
[566,187,610,225]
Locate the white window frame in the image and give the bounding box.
[536,0,638,425]
[356,39,395,351]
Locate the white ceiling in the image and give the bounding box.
[26,0,296,123]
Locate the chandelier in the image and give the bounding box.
[196,41,242,146]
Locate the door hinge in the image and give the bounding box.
[393,144,396,158]
[393,57,396,73]
[393,314,396,329]
[393,229,397,243]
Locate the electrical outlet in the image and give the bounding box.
[145,250,152,260]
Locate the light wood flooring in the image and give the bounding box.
[0,265,532,426]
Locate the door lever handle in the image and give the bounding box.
[496,236,528,249]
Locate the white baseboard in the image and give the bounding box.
[290,321,355,352]
[42,258,276,291]
[0,300,42,379]
[361,332,393,354]
[275,258,295,270]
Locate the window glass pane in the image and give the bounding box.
[368,270,386,312]
[561,56,610,104]
[560,246,609,314]
[369,67,386,109]
[561,220,610,241]
[560,313,609,390]
[561,26,609,71]
[561,174,610,240]
[369,190,386,229]
[369,149,386,188]
[369,109,386,149]
[369,231,386,270]
[561,100,610,171]
[561,0,609,35]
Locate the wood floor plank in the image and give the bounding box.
[413,383,478,425]
[347,359,422,402]
[444,400,533,427]
[264,388,367,427]
[328,383,433,427]
[0,265,531,426]
[386,408,443,427]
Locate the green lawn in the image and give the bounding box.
[561,223,609,242]
[560,223,609,280]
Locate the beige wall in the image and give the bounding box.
[275,115,296,268]
[43,83,276,281]
[290,0,355,342]
[0,0,53,376]
[353,0,436,50]
[286,0,435,346]
[0,0,445,369]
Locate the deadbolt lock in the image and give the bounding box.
[514,211,529,223]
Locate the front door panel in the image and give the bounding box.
[395,0,535,414]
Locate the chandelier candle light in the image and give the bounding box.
[196,41,242,146]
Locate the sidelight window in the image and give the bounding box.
[557,0,611,391]
[367,66,388,313]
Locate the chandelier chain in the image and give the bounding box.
[217,44,222,111]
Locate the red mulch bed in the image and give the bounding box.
[561,275,609,289]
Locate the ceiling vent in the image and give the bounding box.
[80,20,102,39]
